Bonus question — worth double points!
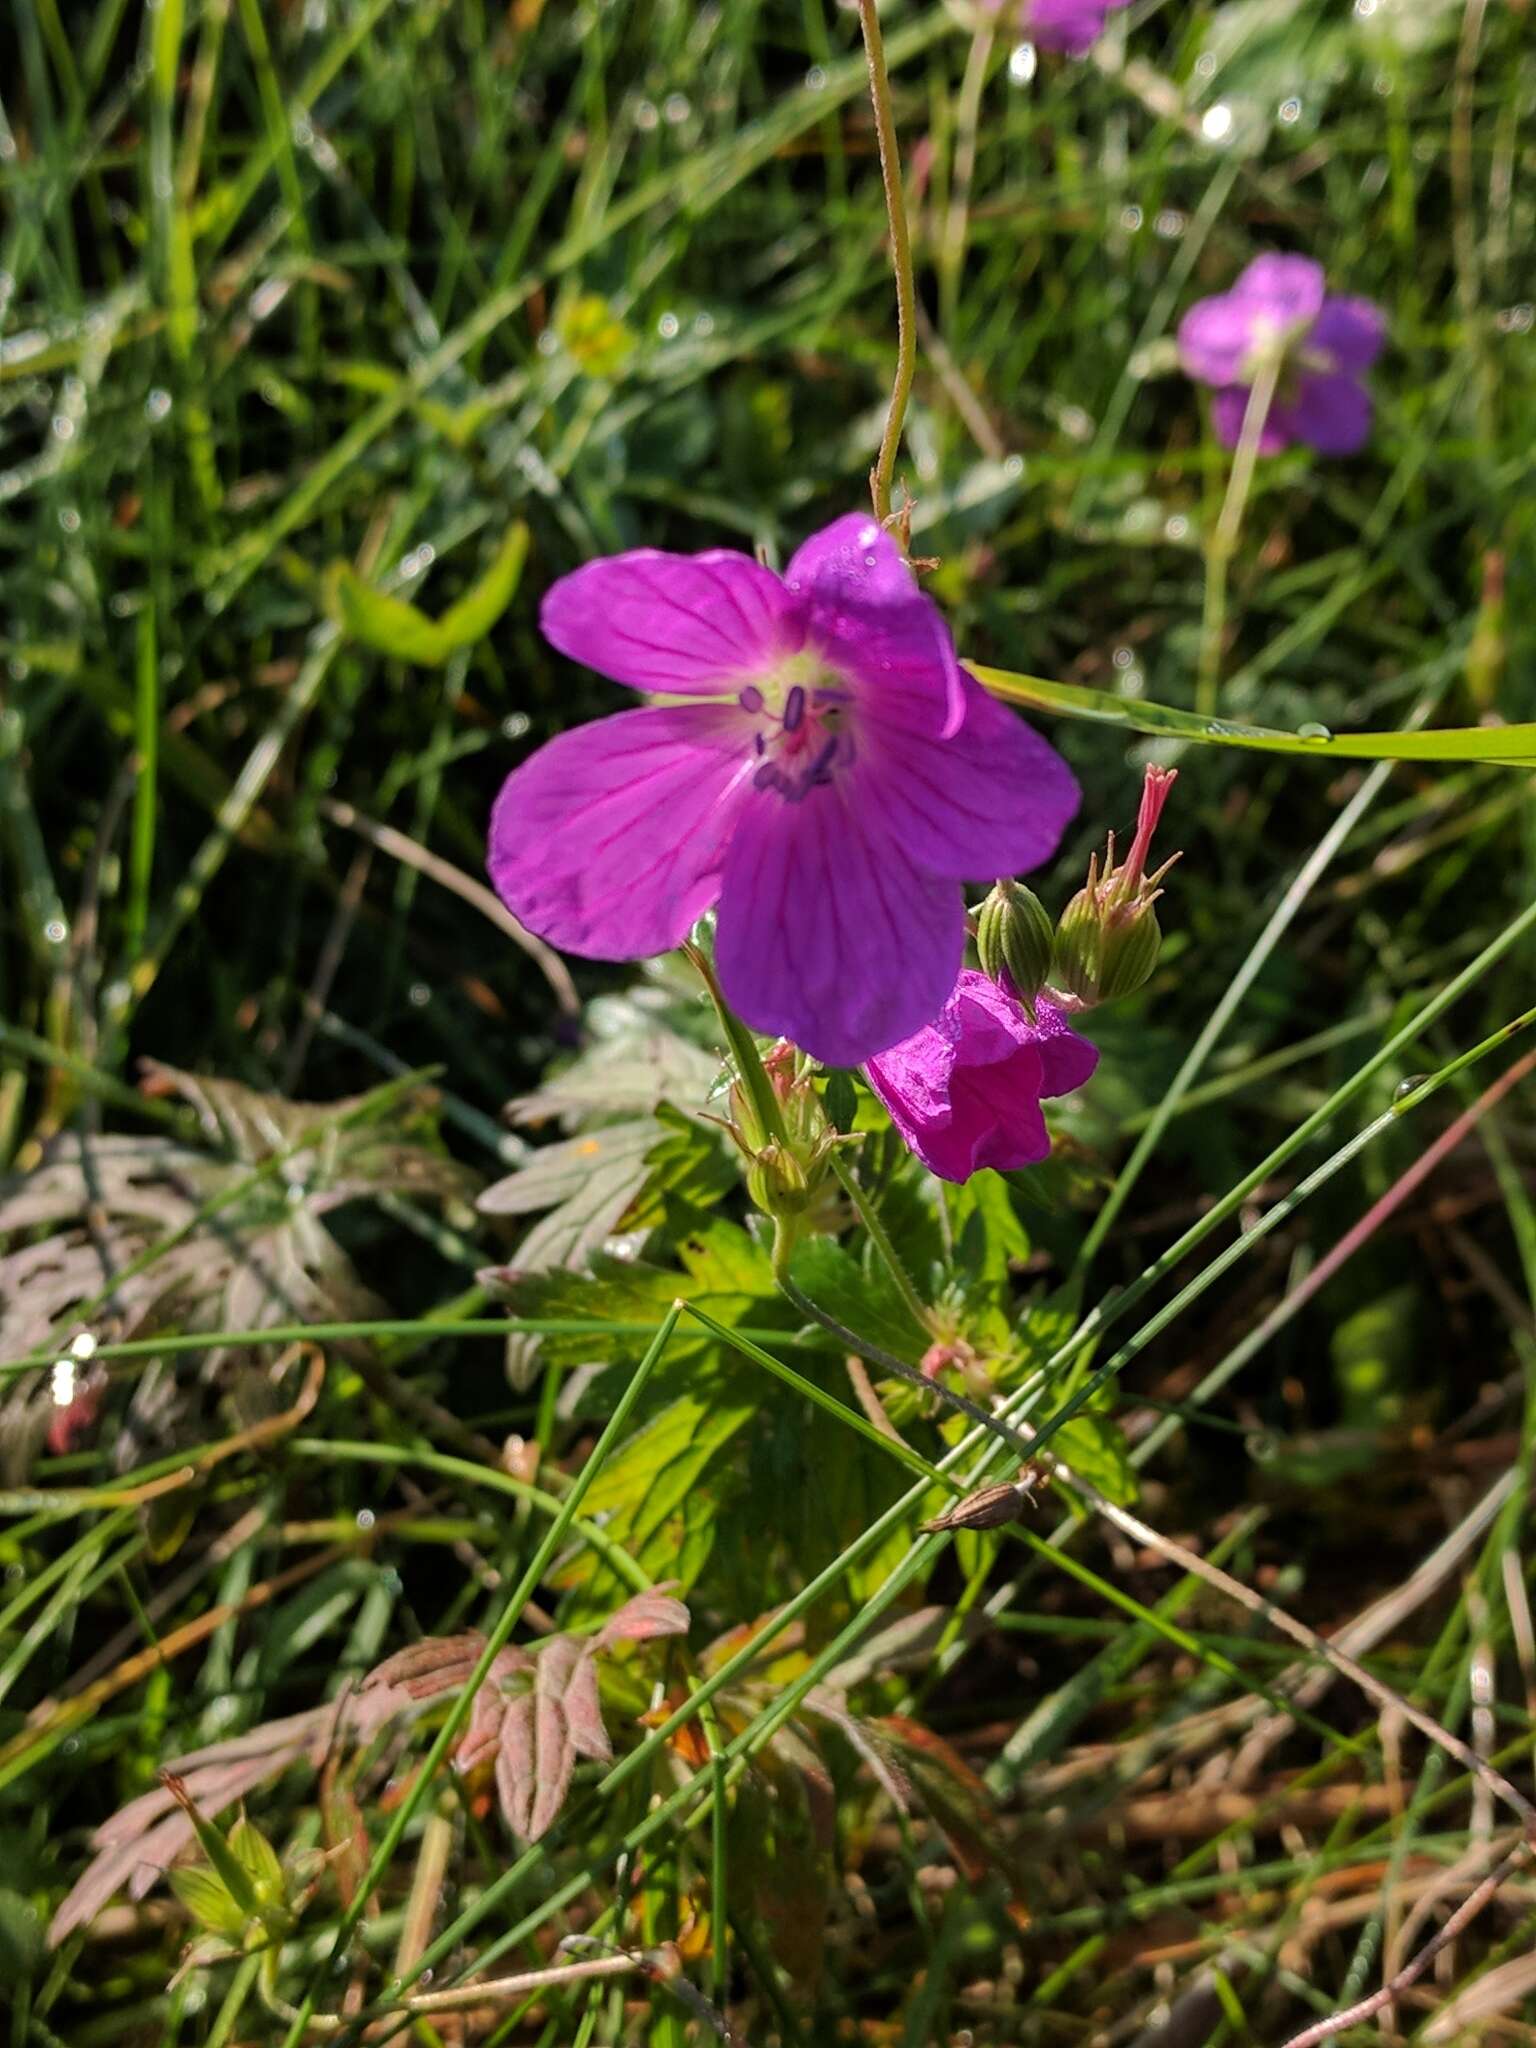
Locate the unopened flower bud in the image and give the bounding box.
[1053,766,1179,1008]
[745,1139,812,1221]
[724,1038,849,1237]
[975,878,1054,1019]
[921,1468,1050,1533]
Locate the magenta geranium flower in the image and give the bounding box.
[1178,254,1386,455]
[488,516,1079,1068]
[865,970,1098,1183]
[980,0,1129,56]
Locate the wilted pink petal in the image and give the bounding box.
[866,973,1098,1184]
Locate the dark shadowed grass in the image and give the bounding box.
[2,0,1535,2041]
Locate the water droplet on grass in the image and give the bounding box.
[1008,42,1037,86]
[1296,721,1331,743]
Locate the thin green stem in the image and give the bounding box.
[125,599,158,968]
[828,1147,932,1334]
[281,1304,683,2046]
[772,1219,1036,1469]
[1195,347,1282,717]
[856,0,918,529]
[939,25,993,337]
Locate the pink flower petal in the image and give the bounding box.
[1178,293,1257,388]
[866,974,1053,1182]
[786,512,966,738]
[539,549,804,695]
[714,788,964,1067]
[1028,0,1111,55]
[1028,998,1100,1097]
[1282,370,1373,455]
[949,1052,1051,1174]
[1310,294,1386,373]
[1231,253,1327,327]
[867,668,1079,882]
[488,704,753,959]
[1210,384,1293,453]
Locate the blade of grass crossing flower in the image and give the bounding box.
[971,660,1536,767]
[279,1302,683,2047]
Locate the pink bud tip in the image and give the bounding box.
[1123,765,1178,893]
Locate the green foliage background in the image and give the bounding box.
[2,0,1535,2041]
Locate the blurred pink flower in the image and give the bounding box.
[1178,254,1386,455]
[980,0,1130,57]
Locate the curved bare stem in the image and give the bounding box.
[857,0,918,531]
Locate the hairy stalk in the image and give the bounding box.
[857,0,918,530]
[772,1229,1536,1835]
[828,1147,933,1334]
[1195,345,1282,717]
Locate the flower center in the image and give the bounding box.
[738,656,855,803]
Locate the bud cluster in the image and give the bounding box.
[727,1039,847,1233]
[973,765,1179,1013]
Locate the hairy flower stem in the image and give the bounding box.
[857,0,918,533]
[828,1148,933,1334]
[772,1227,1536,1837]
[1194,345,1282,718]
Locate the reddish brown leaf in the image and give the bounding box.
[595,1586,690,1648]
[868,1715,1025,1893]
[453,1646,530,1775]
